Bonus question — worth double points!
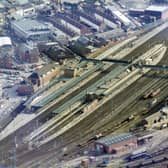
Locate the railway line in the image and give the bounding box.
[24,59,168,167]
[125,148,168,168]
[17,53,168,168]
[0,34,139,148]
[20,70,168,168]
[2,22,168,167]
[23,45,166,148]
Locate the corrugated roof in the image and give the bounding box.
[105,5,131,25]
[96,133,136,146]
[12,19,50,36]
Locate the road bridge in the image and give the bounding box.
[83,58,168,71]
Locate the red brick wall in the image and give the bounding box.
[96,138,137,154]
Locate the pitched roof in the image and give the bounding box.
[96,133,136,146]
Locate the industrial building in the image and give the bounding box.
[129,9,145,17]
[11,19,52,41]
[7,3,36,20]
[55,12,91,35]
[105,5,132,26]
[77,10,103,32]
[93,9,118,29]
[144,106,168,129]
[95,133,137,154]
[145,5,168,20]
[28,63,61,89]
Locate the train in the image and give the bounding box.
[143,88,160,99]
[124,151,152,162]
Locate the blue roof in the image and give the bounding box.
[96,133,136,146]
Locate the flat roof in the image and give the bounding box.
[105,5,131,25]
[96,133,136,146]
[129,8,145,12]
[0,37,12,47]
[12,19,50,36]
[146,5,168,12]
[112,10,131,24]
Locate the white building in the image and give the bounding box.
[11,19,51,41]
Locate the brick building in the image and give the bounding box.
[16,43,39,63]
[64,68,78,78]
[28,63,61,90]
[16,84,34,96]
[0,55,13,69]
[95,133,137,154]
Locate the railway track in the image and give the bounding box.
[23,52,168,167]
[18,69,168,167]
[21,72,168,168]
[2,23,168,167]
[22,45,166,146]
[13,71,168,167]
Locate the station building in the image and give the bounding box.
[95,133,137,154]
[28,63,61,90]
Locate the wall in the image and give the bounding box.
[40,68,61,87]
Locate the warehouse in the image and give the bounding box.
[129,9,145,17]
[145,5,168,20]
[95,133,137,154]
[11,19,51,41]
[105,5,132,26]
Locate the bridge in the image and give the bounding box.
[82,58,168,71]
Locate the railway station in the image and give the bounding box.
[1,0,168,168]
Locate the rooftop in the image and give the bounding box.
[105,5,131,24]
[35,63,59,77]
[146,5,168,12]
[0,37,12,47]
[12,19,50,36]
[96,133,136,146]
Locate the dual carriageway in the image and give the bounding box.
[2,21,168,168]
